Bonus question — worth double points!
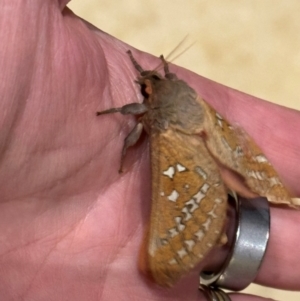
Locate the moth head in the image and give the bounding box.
[136,71,164,98]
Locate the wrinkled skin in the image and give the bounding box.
[0,1,300,301]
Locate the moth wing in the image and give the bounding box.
[200,98,293,206]
[145,129,227,287]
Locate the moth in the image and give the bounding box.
[97,50,295,287]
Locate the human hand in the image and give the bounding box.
[0,2,299,300]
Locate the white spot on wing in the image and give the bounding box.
[185,198,199,212]
[269,177,282,187]
[169,228,178,238]
[208,204,217,218]
[167,190,179,202]
[248,170,265,180]
[160,239,168,246]
[192,183,210,204]
[168,258,177,265]
[177,248,188,259]
[184,240,195,251]
[256,172,264,180]
[175,216,185,232]
[233,146,243,158]
[195,229,204,241]
[176,163,187,172]
[221,137,231,150]
[203,218,211,231]
[201,183,210,193]
[178,224,185,232]
[163,166,175,179]
[193,191,205,204]
[195,166,207,179]
[182,207,192,221]
[255,154,268,163]
[148,241,157,256]
[215,198,222,204]
[216,113,223,120]
[160,191,165,196]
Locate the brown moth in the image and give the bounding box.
[97,50,295,287]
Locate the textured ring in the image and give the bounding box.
[199,284,231,301]
[200,195,270,291]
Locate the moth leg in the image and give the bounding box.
[96,103,148,116]
[97,102,147,173]
[159,55,178,80]
[119,122,144,173]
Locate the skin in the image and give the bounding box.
[0,1,299,300]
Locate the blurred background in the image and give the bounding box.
[68,1,300,299]
[68,1,300,110]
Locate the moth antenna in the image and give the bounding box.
[159,54,170,74]
[159,55,178,80]
[152,37,195,72]
[151,36,188,73]
[168,42,196,64]
[152,61,164,73]
[164,34,189,62]
[127,50,144,73]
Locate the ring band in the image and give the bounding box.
[200,195,270,291]
[199,284,231,301]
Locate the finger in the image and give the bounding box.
[200,203,300,292]
[230,293,276,301]
[255,206,300,290]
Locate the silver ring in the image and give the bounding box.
[200,195,270,291]
[199,284,231,301]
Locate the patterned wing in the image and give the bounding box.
[145,129,227,287]
[200,98,294,206]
